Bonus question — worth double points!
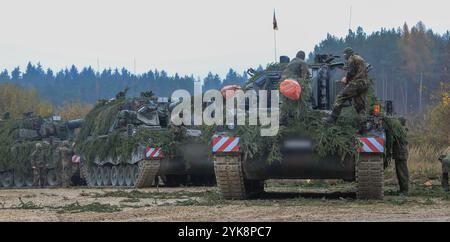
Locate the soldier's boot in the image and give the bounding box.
[442,173,449,192]
[399,182,409,195]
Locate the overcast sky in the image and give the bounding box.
[0,0,449,78]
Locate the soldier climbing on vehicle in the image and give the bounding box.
[323,47,370,124]
[115,87,129,100]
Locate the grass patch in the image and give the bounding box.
[56,201,121,214]
[175,199,201,206]
[18,198,43,210]
[407,185,447,198]
[385,197,409,206]
[120,198,140,203]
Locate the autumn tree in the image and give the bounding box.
[398,22,435,112]
[56,101,93,120]
[0,83,54,118]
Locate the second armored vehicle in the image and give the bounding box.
[76,91,215,188]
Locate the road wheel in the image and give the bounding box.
[117,166,126,186]
[102,166,112,186]
[25,174,34,187]
[95,167,102,186]
[23,168,34,187]
[88,167,96,187]
[1,171,14,188]
[110,166,119,186]
[13,171,25,188]
[125,165,133,187]
[356,153,384,200]
[131,165,139,186]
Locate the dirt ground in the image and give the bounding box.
[0,182,449,222]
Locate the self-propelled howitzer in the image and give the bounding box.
[0,115,83,188]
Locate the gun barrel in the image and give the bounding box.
[66,119,84,129]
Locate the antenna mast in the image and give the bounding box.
[349,6,353,31]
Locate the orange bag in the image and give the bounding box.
[280,79,302,101]
[221,85,242,100]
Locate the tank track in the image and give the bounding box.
[135,159,161,188]
[356,153,384,200]
[82,159,160,188]
[214,155,264,199]
[80,165,92,187]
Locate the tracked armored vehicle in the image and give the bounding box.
[0,114,83,188]
[76,91,215,188]
[212,55,406,200]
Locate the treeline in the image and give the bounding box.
[0,83,93,120]
[311,22,450,114]
[0,21,449,116]
[0,64,248,105]
[0,83,53,118]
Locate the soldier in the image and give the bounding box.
[56,141,74,187]
[393,118,410,195]
[281,50,310,80]
[115,87,129,100]
[323,47,369,124]
[439,145,450,192]
[31,142,50,187]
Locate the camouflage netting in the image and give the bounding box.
[0,119,38,173]
[231,63,405,163]
[384,117,407,161]
[0,117,81,175]
[75,98,214,166]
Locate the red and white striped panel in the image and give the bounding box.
[212,136,240,153]
[358,137,385,153]
[72,155,81,164]
[145,147,164,159]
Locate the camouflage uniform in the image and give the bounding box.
[331,53,369,119]
[56,142,74,187]
[439,146,450,192]
[281,51,310,80]
[31,142,50,187]
[393,134,410,194]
